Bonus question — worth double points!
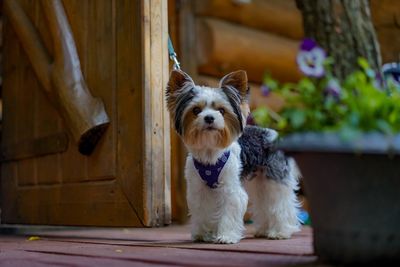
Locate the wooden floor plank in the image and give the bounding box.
[0,225,317,267]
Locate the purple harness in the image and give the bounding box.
[193,151,230,189]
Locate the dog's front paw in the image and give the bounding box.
[214,236,240,244]
[255,225,299,240]
[255,230,292,240]
[214,233,242,244]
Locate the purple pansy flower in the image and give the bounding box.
[246,113,256,126]
[300,38,318,51]
[260,84,270,96]
[382,62,400,89]
[374,72,385,90]
[324,79,341,100]
[297,38,326,78]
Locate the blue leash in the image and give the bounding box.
[168,36,181,70]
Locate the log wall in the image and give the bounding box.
[193,0,303,84]
[371,0,400,63]
[170,0,400,222]
[170,0,303,222]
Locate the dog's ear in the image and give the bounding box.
[220,70,250,131]
[219,70,249,100]
[167,70,195,95]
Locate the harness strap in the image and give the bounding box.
[193,151,230,189]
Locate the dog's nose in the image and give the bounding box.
[204,115,215,124]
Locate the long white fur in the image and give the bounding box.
[186,142,248,244]
[244,158,301,239]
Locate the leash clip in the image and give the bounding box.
[168,36,181,70]
[169,52,181,70]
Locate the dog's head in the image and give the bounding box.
[166,70,250,150]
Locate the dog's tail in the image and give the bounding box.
[286,157,302,191]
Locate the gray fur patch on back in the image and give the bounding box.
[238,125,290,183]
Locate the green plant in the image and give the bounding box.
[253,39,400,138]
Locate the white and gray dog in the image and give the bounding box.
[166,69,301,244]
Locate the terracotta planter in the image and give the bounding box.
[279,132,400,264]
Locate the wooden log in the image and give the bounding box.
[370,0,400,27]
[370,0,400,62]
[197,18,302,83]
[4,0,110,155]
[197,75,284,112]
[4,0,52,92]
[195,0,303,40]
[0,132,68,162]
[375,27,400,63]
[42,0,110,155]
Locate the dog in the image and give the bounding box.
[166,69,301,244]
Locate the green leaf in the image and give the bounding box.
[366,69,376,79]
[389,111,398,124]
[252,107,269,127]
[290,110,306,129]
[339,126,361,141]
[277,118,288,130]
[376,119,392,134]
[358,57,370,70]
[263,73,279,91]
[253,54,400,137]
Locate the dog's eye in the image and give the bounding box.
[192,107,202,116]
[218,108,225,115]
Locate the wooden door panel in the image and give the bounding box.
[34,88,62,185]
[14,181,143,226]
[1,0,170,226]
[84,0,117,180]
[17,159,36,186]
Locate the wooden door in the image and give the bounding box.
[1,0,170,227]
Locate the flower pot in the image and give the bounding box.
[279,132,400,264]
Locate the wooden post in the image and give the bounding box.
[4,0,110,155]
[141,0,171,226]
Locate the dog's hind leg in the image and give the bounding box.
[245,158,301,239]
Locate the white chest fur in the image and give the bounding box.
[184,142,248,243]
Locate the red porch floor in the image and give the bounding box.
[0,225,317,267]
